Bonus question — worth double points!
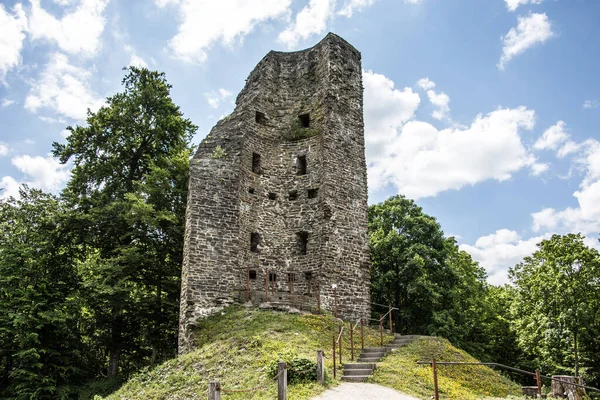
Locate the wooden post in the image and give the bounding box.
[333,287,338,318]
[291,273,295,308]
[432,359,439,400]
[380,319,383,346]
[317,350,325,384]
[317,282,321,314]
[246,265,250,301]
[208,380,220,400]
[332,334,336,379]
[360,319,364,350]
[350,321,354,361]
[278,361,287,400]
[338,326,342,365]
[265,270,269,303]
[389,305,393,335]
[535,370,542,397]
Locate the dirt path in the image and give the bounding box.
[311,382,420,400]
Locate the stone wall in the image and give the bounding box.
[179,33,370,353]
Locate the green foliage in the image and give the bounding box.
[509,234,600,387]
[102,307,390,399]
[285,118,318,141]
[267,351,317,384]
[370,337,523,400]
[209,145,227,159]
[0,188,86,399]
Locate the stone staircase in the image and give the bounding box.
[341,335,420,382]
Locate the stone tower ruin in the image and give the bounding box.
[179,33,370,353]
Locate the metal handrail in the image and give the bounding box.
[352,318,362,331]
[335,326,344,344]
[416,361,600,393]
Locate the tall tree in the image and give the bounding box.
[510,234,600,385]
[0,188,85,399]
[52,67,197,377]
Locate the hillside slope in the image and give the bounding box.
[370,337,523,399]
[102,307,523,400]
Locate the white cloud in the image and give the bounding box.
[1,98,16,107]
[416,77,435,90]
[533,120,569,151]
[460,230,547,285]
[557,140,580,158]
[338,0,375,17]
[0,143,8,156]
[427,89,450,120]
[362,70,420,166]
[0,154,71,199]
[129,54,148,68]
[0,176,20,199]
[530,162,549,176]
[29,0,110,57]
[0,3,28,79]
[278,0,333,48]
[583,99,599,109]
[505,0,544,12]
[205,88,233,109]
[405,0,422,3]
[531,140,600,239]
[499,13,554,70]
[155,0,179,7]
[25,52,104,121]
[167,0,291,63]
[367,101,538,198]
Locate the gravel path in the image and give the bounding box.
[311,383,420,400]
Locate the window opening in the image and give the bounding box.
[248,187,255,194]
[297,231,308,255]
[288,190,298,201]
[255,111,266,124]
[268,192,277,200]
[308,188,319,199]
[269,273,277,282]
[304,271,313,281]
[297,155,307,175]
[252,153,261,174]
[288,273,295,282]
[249,270,257,280]
[250,232,260,253]
[298,113,310,128]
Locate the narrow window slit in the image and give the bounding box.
[248,187,255,194]
[252,153,261,174]
[255,111,266,124]
[288,190,298,201]
[249,270,257,280]
[297,155,307,175]
[297,231,308,255]
[308,188,319,199]
[268,192,277,200]
[269,273,277,282]
[298,113,310,128]
[250,232,260,253]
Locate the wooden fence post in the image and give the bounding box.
[278,361,287,400]
[265,270,269,303]
[360,319,364,350]
[350,321,354,361]
[332,333,337,379]
[208,380,220,400]
[380,319,383,346]
[535,370,542,397]
[389,305,393,335]
[432,359,439,400]
[338,326,342,365]
[317,350,325,384]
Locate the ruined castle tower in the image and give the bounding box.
[179,33,370,353]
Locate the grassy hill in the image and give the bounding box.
[99,306,524,400]
[370,336,524,399]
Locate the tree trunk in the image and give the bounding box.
[551,376,586,400]
[107,307,123,378]
[573,330,579,377]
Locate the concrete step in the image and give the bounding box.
[357,356,383,362]
[359,352,386,359]
[341,375,370,382]
[343,363,375,370]
[362,347,387,352]
[343,368,374,376]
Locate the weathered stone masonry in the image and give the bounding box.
[179,33,370,353]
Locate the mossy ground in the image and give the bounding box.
[369,336,526,400]
[102,306,391,399]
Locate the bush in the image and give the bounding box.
[268,352,317,384]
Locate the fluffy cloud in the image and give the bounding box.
[460,229,547,285]
[532,140,600,236]
[427,89,450,120]
[338,0,375,17]
[0,3,27,79]
[0,154,70,199]
[1,99,16,107]
[363,70,420,165]
[167,0,290,63]
[29,0,110,57]
[504,0,544,12]
[499,13,554,70]
[205,88,233,109]
[416,78,435,90]
[583,100,599,109]
[129,54,147,68]
[278,0,333,48]
[530,162,549,176]
[366,97,538,198]
[0,143,8,156]
[25,52,104,120]
[533,120,569,151]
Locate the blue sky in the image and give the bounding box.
[1,0,599,285]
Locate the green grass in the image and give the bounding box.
[369,336,525,400]
[101,306,391,399]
